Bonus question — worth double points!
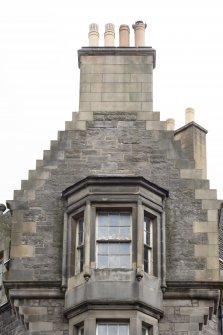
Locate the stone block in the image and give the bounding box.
[194,244,218,257]
[137,112,157,121]
[207,233,218,244]
[175,323,189,331]
[146,121,166,130]
[80,92,101,102]
[91,101,141,112]
[78,112,93,121]
[19,306,47,315]
[22,222,36,234]
[142,83,153,92]
[80,73,102,83]
[207,257,219,269]
[142,102,153,111]
[208,210,218,222]
[195,189,217,200]
[180,169,203,179]
[11,245,34,257]
[193,221,218,233]
[195,269,219,281]
[131,74,152,83]
[102,93,129,102]
[29,321,53,332]
[79,102,91,111]
[91,82,142,93]
[103,73,130,83]
[130,92,152,102]
[202,199,221,210]
[80,83,91,92]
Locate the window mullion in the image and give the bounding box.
[84,201,91,276]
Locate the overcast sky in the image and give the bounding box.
[1,0,223,202]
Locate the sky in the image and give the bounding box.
[0,0,223,203]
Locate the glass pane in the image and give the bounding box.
[119,243,130,254]
[119,227,130,239]
[109,227,119,239]
[98,325,107,335]
[98,243,108,254]
[98,255,108,268]
[108,255,119,267]
[98,214,109,226]
[109,243,119,254]
[120,213,131,226]
[109,214,119,226]
[119,325,128,335]
[108,325,118,335]
[120,255,130,268]
[98,227,108,239]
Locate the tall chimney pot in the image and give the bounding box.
[119,24,130,47]
[185,107,195,124]
[132,20,147,47]
[88,23,99,47]
[104,23,115,47]
[166,118,175,131]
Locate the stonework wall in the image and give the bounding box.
[0,48,221,333]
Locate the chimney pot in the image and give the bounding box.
[119,24,130,47]
[132,20,147,47]
[166,118,175,130]
[185,107,195,124]
[104,23,115,46]
[88,23,99,47]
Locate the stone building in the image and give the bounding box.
[0,21,223,334]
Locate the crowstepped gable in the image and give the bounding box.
[0,20,223,335]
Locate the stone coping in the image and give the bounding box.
[78,47,156,69]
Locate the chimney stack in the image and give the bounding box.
[132,20,147,47]
[185,107,195,124]
[104,23,115,46]
[119,24,130,47]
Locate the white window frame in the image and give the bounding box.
[97,322,129,335]
[96,211,132,269]
[143,214,153,275]
[75,215,85,274]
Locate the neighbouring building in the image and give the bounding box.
[0,20,223,335]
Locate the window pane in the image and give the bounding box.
[119,325,128,335]
[98,214,109,226]
[119,243,130,254]
[108,255,119,267]
[98,325,107,335]
[98,227,108,239]
[109,214,119,226]
[120,213,131,226]
[109,243,119,254]
[98,243,108,254]
[108,325,118,335]
[98,255,108,268]
[119,227,130,239]
[120,255,130,268]
[109,227,119,239]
